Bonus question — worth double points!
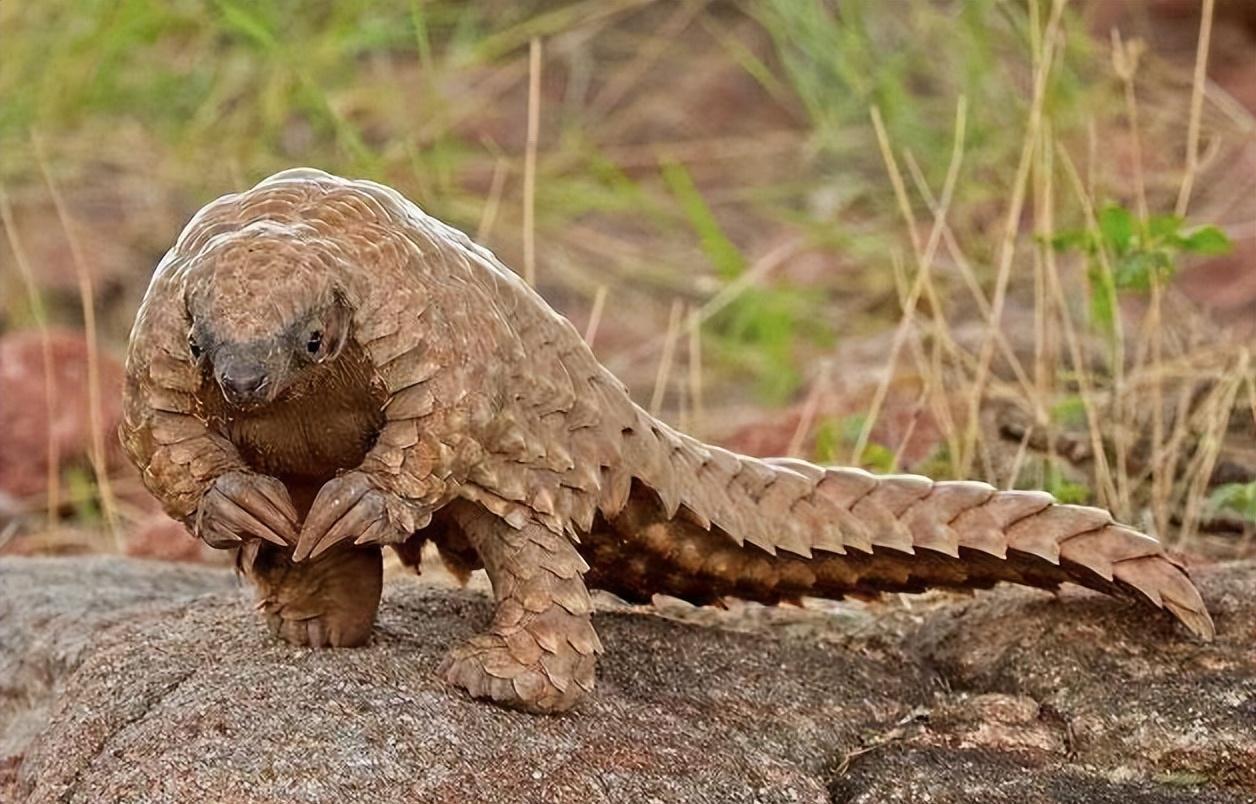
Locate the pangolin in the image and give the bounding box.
[120,168,1214,714]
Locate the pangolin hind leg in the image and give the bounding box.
[243,541,383,648]
[437,501,601,714]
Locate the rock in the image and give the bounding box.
[0,329,126,504]
[0,558,233,792]
[0,331,193,559]
[835,568,1256,803]
[2,557,930,804]
[2,556,1254,803]
[122,513,216,564]
[914,572,1256,795]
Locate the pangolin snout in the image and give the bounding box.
[215,361,271,405]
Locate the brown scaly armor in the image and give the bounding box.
[120,169,1214,714]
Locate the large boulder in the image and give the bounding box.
[0,330,126,505]
[1,556,1253,803]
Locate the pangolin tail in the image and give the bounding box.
[583,462,1214,640]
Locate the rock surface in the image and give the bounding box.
[0,329,126,503]
[2,556,1254,803]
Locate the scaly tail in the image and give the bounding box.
[589,445,1214,640]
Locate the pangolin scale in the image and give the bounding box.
[120,169,1214,714]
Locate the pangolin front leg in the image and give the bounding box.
[437,502,601,714]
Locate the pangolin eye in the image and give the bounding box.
[307,330,323,355]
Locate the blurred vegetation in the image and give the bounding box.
[0,0,1206,391]
[1052,202,1231,343]
[1,0,1113,394]
[0,0,1253,558]
[1210,481,1256,525]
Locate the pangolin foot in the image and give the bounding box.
[262,607,375,648]
[437,631,595,714]
[244,542,383,649]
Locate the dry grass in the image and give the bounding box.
[31,136,122,547]
[0,185,61,527]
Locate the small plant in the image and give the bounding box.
[1042,461,1091,505]
[1051,204,1232,337]
[812,415,893,472]
[662,160,831,402]
[62,465,101,524]
[812,417,843,464]
[1208,481,1256,525]
[1049,394,1086,428]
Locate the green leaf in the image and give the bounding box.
[660,160,746,280]
[216,1,278,51]
[1043,462,1091,505]
[860,442,894,473]
[1050,395,1086,427]
[1113,250,1173,292]
[810,413,893,471]
[1097,204,1135,256]
[62,466,101,524]
[1180,225,1232,256]
[812,417,842,464]
[1050,228,1091,254]
[1086,263,1117,336]
[1047,478,1091,505]
[839,414,868,444]
[1208,481,1256,522]
[1146,213,1184,242]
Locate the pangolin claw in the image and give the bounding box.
[294,471,420,561]
[197,471,299,548]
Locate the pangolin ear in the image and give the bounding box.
[182,292,206,363]
[324,289,352,360]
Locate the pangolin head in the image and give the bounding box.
[181,229,353,409]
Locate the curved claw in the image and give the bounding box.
[311,491,386,559]
[293,473,375,561]
[200,518,243,549]
[294,471,429,561]
[197,472,298,548]
[202,488,286,547]
[252,477,300,524]
[353,518,392,547]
